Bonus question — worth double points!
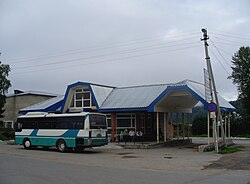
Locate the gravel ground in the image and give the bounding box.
[204,142,250,170]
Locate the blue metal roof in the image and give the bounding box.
[100,83,181,110]
[19,79,236,114]
[7,90,59,98]
[99,80,235,112]
[90,84,114,107]
[19,95,64,114]
[60,82,114,112]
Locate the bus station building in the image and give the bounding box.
[19,79,235,143]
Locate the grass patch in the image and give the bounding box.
[0,134,8,141]
[0,129,14,141]
[192,134,208,137]
[235,135,250,138]
[219,145,244,154]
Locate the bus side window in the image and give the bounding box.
[75,122,84,129]
[22,118,37,129]
[38,121,51,129]
[71,117,84,129]
[16,119,22,132]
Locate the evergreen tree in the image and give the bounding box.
[0,61,11,118]
[229,46,250,117]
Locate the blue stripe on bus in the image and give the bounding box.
[62,129,79,137]
[30,129,39,136]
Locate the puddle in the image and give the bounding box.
[116,152,134,155]
[164,156,173,159]
[122,155,137,158]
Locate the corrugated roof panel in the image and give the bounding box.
[185,80,206,100]
[18,80,235,113]
[217,95,235,110]
[90,84,114,107]
[100,80,235,111]
[186,80,235,110]
[100,84,169,109]
[7,91,59,97]
[20,95,64,111]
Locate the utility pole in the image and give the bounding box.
[201,28,226,152]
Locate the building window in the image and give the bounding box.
[70,88,92,108]
[4,121,13,129]
[106,114,111,128]
[140,113,145,134]
[116,113,136,130]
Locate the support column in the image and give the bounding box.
[177,112,179,140]
[169,112,173,140]
[111,113,117,142]
[224,113,227,138]
[164,112,167,143]
[228,112,231,138]
[157,112,159,143]
[207,111,210,145]
[182,113,185,140]
[136,112,140,131]
[187,113,190,139]
[217,120,220,140]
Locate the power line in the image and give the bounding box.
[12,41,200,70]
[210,31,250,40]
[209,40,244,47]
[210,45,233,57]
[210,40,232,69]
[210,48,231,76]
[12,44,201,75]
[10,36,199,65]
[212,36,249,45]
[7,32,200,63]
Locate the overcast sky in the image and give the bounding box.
[1,0,250,101]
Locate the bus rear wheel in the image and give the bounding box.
[56,140,67,152]
[23,139,32,149]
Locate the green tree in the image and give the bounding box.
[192,116,207,135]
[229,46,250,117]
[0,61,11,118]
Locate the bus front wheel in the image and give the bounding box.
[56,140,67,152]
[23,139,32,149]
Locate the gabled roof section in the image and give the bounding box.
[185,80,235,112]
[90,84,114,107]
[99,79,235,112]
[19,95,64,114]
[61,81,115,112]
[100,81,186,111]
[7,90,58,98]
[19,80,235,114]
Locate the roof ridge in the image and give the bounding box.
[185,79,205,86]
[7,90,60,97]
[99,88,116,106]
[116,81,186,89]
[25,90,60,95]
[86,82,116,88]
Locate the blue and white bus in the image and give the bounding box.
[15,112,108,152]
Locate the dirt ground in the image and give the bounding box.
[204,142,250,170]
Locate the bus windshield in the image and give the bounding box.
[89,114,107,129]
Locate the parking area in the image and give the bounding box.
[0,139,250,184]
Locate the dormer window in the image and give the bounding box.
[70,88,92,108]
